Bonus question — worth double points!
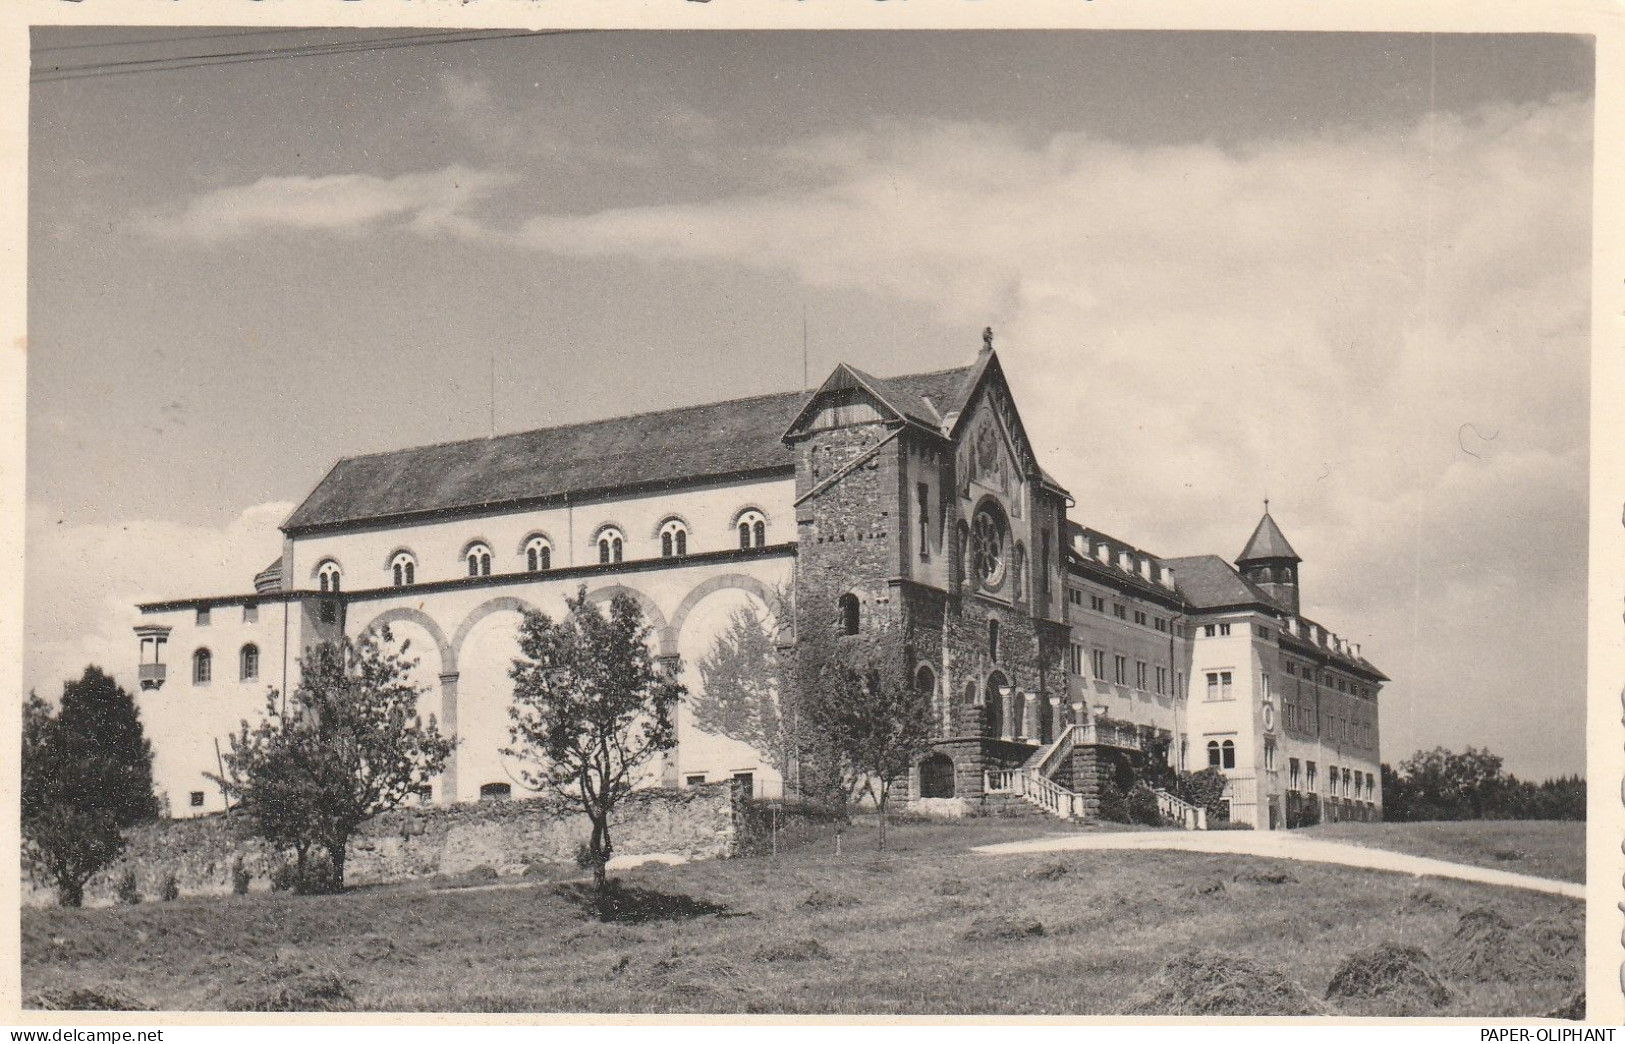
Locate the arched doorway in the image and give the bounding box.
[919,752,955,798]
[984,672,1008,739]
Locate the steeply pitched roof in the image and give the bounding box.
[284,363,975,533]
[782,363,976,439]
[1159,554,1284,611]
[1237,511,1300,563]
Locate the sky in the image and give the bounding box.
[25,29,1594,779]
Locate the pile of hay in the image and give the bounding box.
[219,969,355,1012]
[753,938,833,963]
[1526,912,1585,964]
[1437,907,1566,983]
[1188,879,1227,898]
[1400,888,1455,913]
[1025,862,1071,881]
[27,986,152,1011]
[1325,943,1451,1010]
[961,915,1045,942]
[1233,869,1297,885]
[1125,952,1325,1016]
[639,946,762,1005]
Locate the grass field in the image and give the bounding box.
[23,817,1583,1016]
[1301,820,1584,883]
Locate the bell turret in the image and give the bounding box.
[1236,501,1301,615]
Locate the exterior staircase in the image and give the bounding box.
[985,723,1207,829]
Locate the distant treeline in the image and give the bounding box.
[1380,747,1584,822]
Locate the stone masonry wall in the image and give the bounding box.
[22,783,735,908]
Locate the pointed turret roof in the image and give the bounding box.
[1236,508,1300,564]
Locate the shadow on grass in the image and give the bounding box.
[556,880,731,924]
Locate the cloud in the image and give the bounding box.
[24,501,294,702]
[500,97,1591,775]
[142,166,509,242]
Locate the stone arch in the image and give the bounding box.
[450,596,542,666]
[359,606,454,673]
[584,584,673,656]
[668,573,779,654]
[919,751,956,798]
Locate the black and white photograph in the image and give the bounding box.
[7,11,1612,1024]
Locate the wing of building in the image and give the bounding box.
[133,340,1385,829]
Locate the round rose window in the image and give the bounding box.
[971,506,1007,589]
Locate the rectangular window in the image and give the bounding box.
[243,602,258,624]
[1069,643,1084,675]
[1091,595,1106,613]
[1114,604,1127,620]
[733,772,755,798]
[1114,655,1127,685]
[1176,671,1184,695]
[1289,757,1301,790]
[196,606,211,626]
[189,791,205,808]
[1133,610,1147,626]
[1286,662,1296,676]
[1040,531,1051,596]
[1307,761,1317,789]
[917,483,930,560]
[1206,672,1219,700]
[1068,589,1082,606]
[1264,740,1277,772]
[1261,672,1270,700]
[1154,616,1167,632]
[1093,649,1107,679]
[1219,623,1231,636]
[1203,624,1216,638]
[1155,665,1167,695]
[1136,661,1147,690]
[685,774,706,787]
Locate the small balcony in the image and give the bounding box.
[138,662,167,691]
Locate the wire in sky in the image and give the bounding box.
[31,28,584,84]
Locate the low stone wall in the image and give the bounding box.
[22,783,736,908]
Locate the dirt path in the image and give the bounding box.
[973,829,1584,898]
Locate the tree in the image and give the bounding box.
[506,586,685,912]
[690,604,794,780]
[801,648,934,850]
[217,627,454,893]
[21,668,159,907]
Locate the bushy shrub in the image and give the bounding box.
[1097,780,1130,823]
[1127,784,1163,827]
[1178,768,1229,820]
[158,872,179,902]
[231,859,251,896]
[115,868,141,906]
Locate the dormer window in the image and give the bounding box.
[317,561,341,593]
[659,519,688,558]
[524,536,552,572]
[391,552,416,587]
[597,528,624,565]
[737,510,767,549]
[465,542,493,578]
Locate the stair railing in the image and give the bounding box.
[1153,788,1208,830]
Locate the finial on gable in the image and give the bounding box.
[1264,497,1270,515]
[982,326,994,352]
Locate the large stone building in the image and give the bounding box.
[132,339,1385,829]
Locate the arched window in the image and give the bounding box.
[988,619,1000,662]
[970,503,1009,591]
[193,648,212,685]
[1207,740,1221,769]
[524,536,552,573]
[1012,543,1026,600]
[914,664,936,696]
[838,593,860,636]
[465,542,492,577]
[239,643,258,682]
[1222,739,1236,770]
[919,752,956,798]
[479,782,511,802]
[391,552,416,587]
[737,509,767,549]
[317,561,341,593]
[659,519,688,558]
[597,528,624,565]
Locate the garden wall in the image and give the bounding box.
[22,783,736,908]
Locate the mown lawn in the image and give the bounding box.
[1299,820,1584,884]
[23,817,1583,1016]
